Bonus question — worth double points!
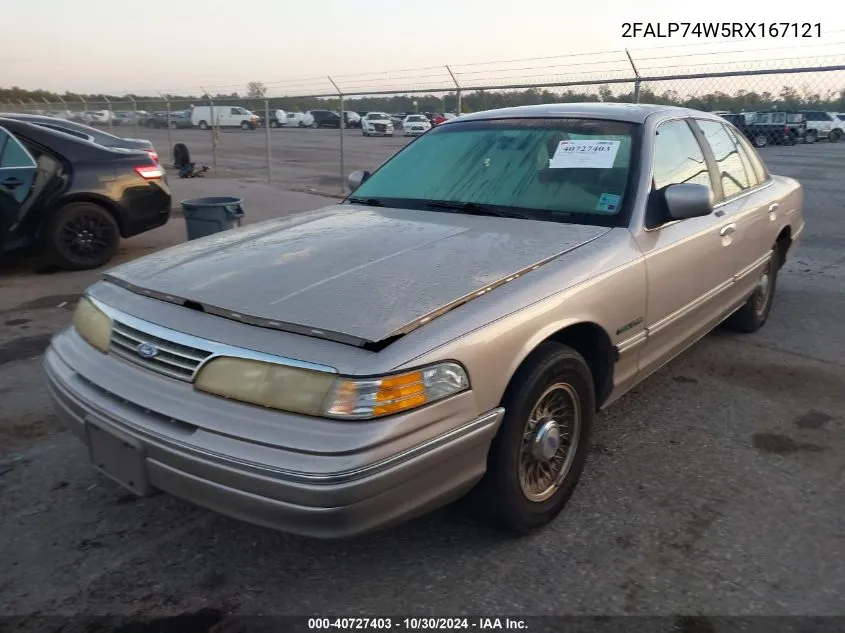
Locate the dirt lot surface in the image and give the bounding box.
[0,138,843,626]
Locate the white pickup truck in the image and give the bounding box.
[802,111,844,143]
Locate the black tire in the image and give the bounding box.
[805,130,817,144]
[362,130,368,136]
[169,122,178,130]
[198,120,208,130]
[45,202,120,271]
[829,129,842,143]
[753,133,768,148]
[270,120,278,128]
[311,122,319,129]
[240,121,250,130]
[722,245,779,333]
[473,341,595,534]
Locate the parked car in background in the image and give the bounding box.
[191,106,259,130]
[402,114,432,136]
[140,112,169,128]
[87,110,115,126]
[306,110,342,129]
[801,111,844,143]
[344,111,362,128]
[43,103,803,539]
[430,113,447,125]
[283,112,308,127]
[0,118,171,270]
[0,114,159,163]
[262,109,287,128]
[747,111,806,147]
[362,112,394,136]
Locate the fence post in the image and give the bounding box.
[328,76,345,194]
[103,96,114,132]
[446,64,461,114]
[264,98,272,182]
[202,86,217,172]
[129,96,138,135]
[625,49,641,104]
[159,92,173,163]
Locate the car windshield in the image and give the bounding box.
[368,113,389,120]
[349,117,637,227]
[407,116,427,122]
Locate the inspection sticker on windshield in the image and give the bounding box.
[596,193,621,213]
[549,140,620,169]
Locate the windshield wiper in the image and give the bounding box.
[348,197,383,207]
[424,200,530,219]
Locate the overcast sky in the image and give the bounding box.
[3,0,844,95]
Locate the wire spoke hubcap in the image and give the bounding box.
[518,383,581,503]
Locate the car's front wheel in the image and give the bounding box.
[198,120,208,130]
[723,245,780,333]
[805,129,817,144]
[753,133,768,148]
[45,202,120,271]
[829,129,842,143]
[474,341,594,534]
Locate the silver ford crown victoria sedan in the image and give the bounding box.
[44,103,804,538]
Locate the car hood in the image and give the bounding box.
[103,205,610,347]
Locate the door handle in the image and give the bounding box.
[769,203,779,212]
[720,224,737,237]
[1,177,23,189]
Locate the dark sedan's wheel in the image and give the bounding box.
[829,129,842,143]
[46,202,120,271]
[805,130,817,144]
[723,245,779,333]
[753,133,768,148]
[473,341,594,534]
[198,120,209,130]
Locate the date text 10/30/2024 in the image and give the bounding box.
[622,22,821,38]
[307,618,528,630]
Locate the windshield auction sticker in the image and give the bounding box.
[549,140,621,169]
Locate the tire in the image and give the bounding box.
[785,133,797,146]
[198,120,208,130]
[45,202,120,271]
[311,122,319,129]
[240,121,250,130]
[298,122,305,128]
[270,121,278,128]
[753,133,768,148]
[722,245,779,333]
[805,130,817,144]
[362,130,368,136]
[473,341,595,534]
[829,129,842,143]
[169,122,178,130]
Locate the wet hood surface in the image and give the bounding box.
[104,205,609,345]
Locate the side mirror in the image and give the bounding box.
[347,170,370,191]
[664,183,714,221]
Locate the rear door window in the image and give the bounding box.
[0,129,37,168]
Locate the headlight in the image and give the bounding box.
[194,359,469,420]
[73,296,112,353]
[194,357,336,416]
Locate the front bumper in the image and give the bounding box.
[43,328,503,538]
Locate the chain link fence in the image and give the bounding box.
[3,49,844,196]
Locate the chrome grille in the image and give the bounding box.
[109,320,213,382]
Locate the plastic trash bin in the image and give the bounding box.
[181,197,245,241]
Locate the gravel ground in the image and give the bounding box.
[0,139,843,625]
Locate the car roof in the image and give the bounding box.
[445,102,727,125]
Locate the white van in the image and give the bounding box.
[191,105,259,130]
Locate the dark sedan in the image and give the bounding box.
[0,118,171,270]
[141,110,193,130]
[0,113,159,163]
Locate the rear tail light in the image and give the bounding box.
[135,164,163,179]
[145,148,159,163]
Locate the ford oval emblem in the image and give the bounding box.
[136,342,158,359]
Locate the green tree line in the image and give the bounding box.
[2,83,844,115]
